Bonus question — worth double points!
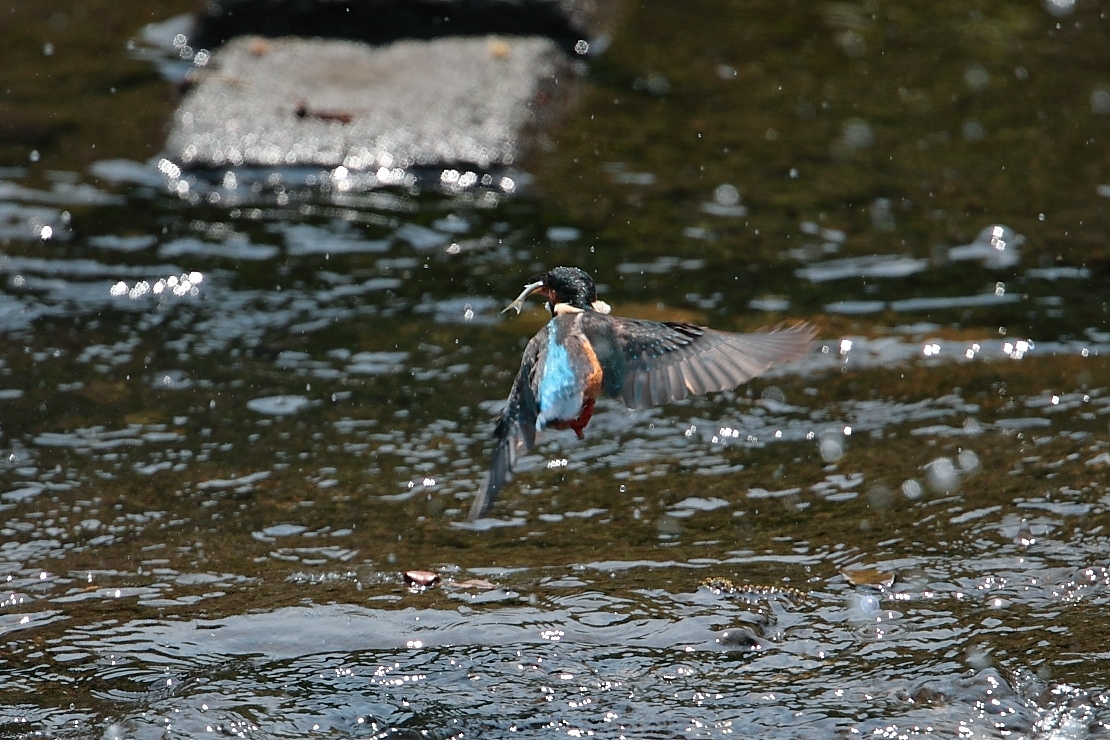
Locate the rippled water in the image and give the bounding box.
[2,1,1110,738]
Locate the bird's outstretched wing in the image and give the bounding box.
[469,327,547,520]
[603,318,816,409]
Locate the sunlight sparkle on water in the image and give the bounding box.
[441,169,479,189]
[110,272,204,299]
[947,224,1024,269]
[375,167,411,186]
[157,158,181,179]
[1003,339,1032,359]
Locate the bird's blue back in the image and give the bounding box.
[536,318,593,429]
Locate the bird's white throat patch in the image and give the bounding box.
[552,303,584,315]
[552,300,611,316]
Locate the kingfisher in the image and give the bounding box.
[469,266,815,520]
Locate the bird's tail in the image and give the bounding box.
[469,473,503,521]
[469,384,537,521]
[468,433,517,521]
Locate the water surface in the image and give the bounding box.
[1,1,1108,737]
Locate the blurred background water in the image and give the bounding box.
[1,0,1109,738]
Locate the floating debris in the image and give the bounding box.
[444,578,497,591]
[841,567,896,590]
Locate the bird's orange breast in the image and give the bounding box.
[578,333,604,402]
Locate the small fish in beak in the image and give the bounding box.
[502,280,546,314]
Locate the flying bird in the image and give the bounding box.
[470,266,814,520]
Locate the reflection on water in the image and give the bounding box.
[3,0,1110,736]
[3,146,1107,732]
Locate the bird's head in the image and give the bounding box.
[502,266,610,316]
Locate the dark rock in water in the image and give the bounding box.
[192,0,608,54]
[166,35,573,171]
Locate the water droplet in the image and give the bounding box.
[1092,88,1110,115]
[958,449,980,473]
[841,118,874,150]
[964,64,991,92]
[962,120,985,142]
[901,479,923,500]
[925,457,959,493]
[714,184,740,207]
[818,431,844,462]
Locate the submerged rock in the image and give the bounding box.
[166,34,574,171]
